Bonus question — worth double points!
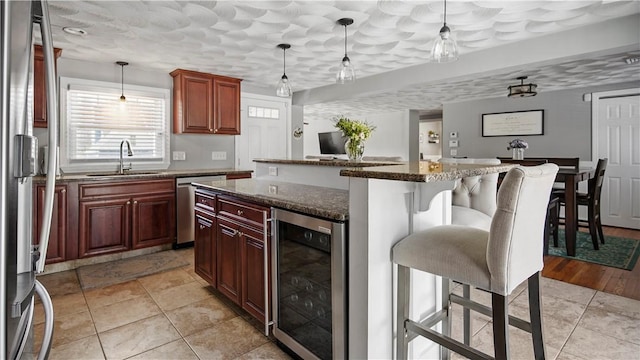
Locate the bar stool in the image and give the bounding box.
[393,164,559,360]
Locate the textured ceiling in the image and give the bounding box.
[44,1,640,115]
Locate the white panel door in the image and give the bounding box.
[594,92,640,229]
[236,95,288,173]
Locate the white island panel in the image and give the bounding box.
[348,176,455,359]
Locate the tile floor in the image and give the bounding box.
[34,248,640,360]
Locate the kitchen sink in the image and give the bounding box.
[86,171,161,177]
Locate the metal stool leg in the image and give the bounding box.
[463,284,471,346]
[528,273,547,360]
[441,278,452,360]
[397,265,411,360]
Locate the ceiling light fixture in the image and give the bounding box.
[431,0,458,63]
[336,18,355,84]
[116,61,128,102]
[62,27,87,36]
[276,43,292,97]
[508,76,538,98]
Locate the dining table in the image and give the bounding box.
[555,167,595,256]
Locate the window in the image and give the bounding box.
[59,77,170,173]
[247,105,279,119]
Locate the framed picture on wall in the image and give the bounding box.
[482,110,544,137]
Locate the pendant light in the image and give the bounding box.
[431,0,458,63]
[336,18,355,84]
[276,44,292,97]
[116,61,128,102]
[508,76,538,98]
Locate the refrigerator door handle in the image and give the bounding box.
[35,0,58,274]
[34,280,54,360]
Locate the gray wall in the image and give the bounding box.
[34,57,261,172]
[442,81,640,161]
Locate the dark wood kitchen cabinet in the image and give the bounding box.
[33,184,68,264]
[194,208,216,285]
[79,179,175,258]
[33,45,62,128]
[194,190,216,285]
[170,69,241,135]
[216,195,270,322]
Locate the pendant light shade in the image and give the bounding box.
[508,76,538,98]
[276,44,292,97]
[336,18,355,84]
[431,0,458,63]
[116,61,128,102]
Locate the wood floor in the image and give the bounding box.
[542,225,640,301]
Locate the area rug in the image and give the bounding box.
[77,250,190,290]
[548,230,640,270]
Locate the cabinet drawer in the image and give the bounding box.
[217,196,269,230]
[195,191,216,212]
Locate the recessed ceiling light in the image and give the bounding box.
[62,27,87,36]
[624,57,639,65]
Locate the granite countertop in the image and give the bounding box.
[192,179,349,221]
[33,168,253,182]
[340,161,516,182]
[253,158,398,168]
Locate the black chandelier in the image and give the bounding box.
[508,76,537,98]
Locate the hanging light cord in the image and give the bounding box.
[443,0,447,26]
[120,65,124,97]
[283,48,287,77]
[344,24,348,57]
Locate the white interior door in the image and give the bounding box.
[593,89,640,229]
[236,94,289,173]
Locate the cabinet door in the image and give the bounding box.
[131,193,175,249]
[79,198,131,257]
[33,184,67,264]
[33,45,61,128]
[213,78,241,135]
[242,227,268,322]
[194,210,216,285]
[180,74,214,133]
[217,218,241,305]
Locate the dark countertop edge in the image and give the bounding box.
[194,182,348,222]
[33,169,253,183]
[252,158,399,167]
[339,164,516,182]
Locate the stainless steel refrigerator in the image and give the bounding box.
[2,0,57,358]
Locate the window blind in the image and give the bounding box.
[65,88,166,161]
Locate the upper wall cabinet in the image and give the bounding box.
[33,45,62,128]
[170,69,242,135]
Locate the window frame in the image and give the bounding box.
[59,77,171,173]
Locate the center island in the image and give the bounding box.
[195,159,513,359]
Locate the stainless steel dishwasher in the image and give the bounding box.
[175,175,226,248]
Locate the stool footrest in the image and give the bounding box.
[450,293,532,333]
[406,309,448,342]
[406,319,494,360]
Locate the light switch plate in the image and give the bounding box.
[211,151,227,160]
[450,149,458,156]
[449,140,459,147]
[268,166,278,176]
[172,151,186,161]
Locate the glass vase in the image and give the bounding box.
[345,139,364,162]
[512,148,524,160]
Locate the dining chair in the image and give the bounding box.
[393,164,559,360]
[527,157,579,170]
[556,158,608,250]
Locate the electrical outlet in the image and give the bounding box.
[268,166,278,176]
[172,151,186,161]
[211,151,227,160]
[450,149,458,156]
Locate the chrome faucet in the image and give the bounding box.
[118,139,134,174]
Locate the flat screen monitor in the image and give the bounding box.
[318,131,347,154]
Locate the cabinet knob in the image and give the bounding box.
[214,129,218,133]
[237,210,243,216]
[126,201,131,205]
[133,200,138,204]
[209,129,214,132]
[199,225,205,230]
[60,189,66,193]
[238,231,243,237]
